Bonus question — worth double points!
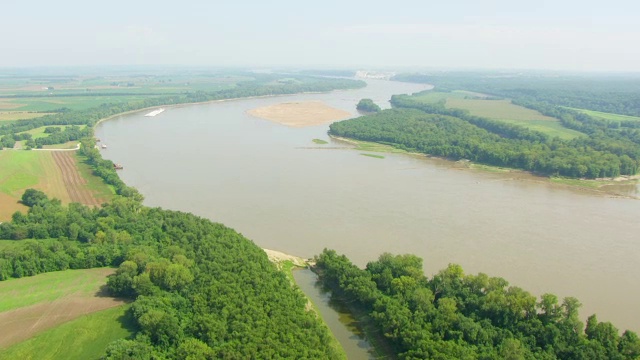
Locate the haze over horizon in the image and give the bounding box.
[3,0,640,72]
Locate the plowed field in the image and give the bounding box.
[51,152,101,206]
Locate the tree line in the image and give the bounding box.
[0,191,344,359]
[392,72,640,117]
[329,106,638,178]
[315,249,640,359]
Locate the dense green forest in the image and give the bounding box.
[0,73,370,358]
[0,190,344,359]
[329,106,639,178]
[356,98,382,113]
[329,88,640,178]
[392,72,640,117]
[0,74,364,149]
[315,249,640,359]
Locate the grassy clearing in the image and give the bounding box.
[0,304,135,360]
[0,151,67,219]
[75,153,115,200]
[0,112,50,122]
[0,151,61,197]
[312,138,328,145]
[0,267,115,313]
[445,98,556,122]
[568,108,640,122]
[410,91,466,104]
[41,141,79,149]
[17,125,86,140]
[360,153,385,159]
[0,95,161,112]
[498,119,584,140]
[411,91,583,140]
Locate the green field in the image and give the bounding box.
[412,91,584,140]
[409,91,466,104]
[497,119,584,140]
[75,153,116,199]
[0,305,135,360]
[569,108,640,122]
[0,95,162,112]
[0,112,50,122]
[0,267,115,313]
[17,125,85,140]
[445,98,556,122]
[0,151,49,196]
[41,141,79,149]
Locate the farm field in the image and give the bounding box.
[0,267,127,349]
[412,91,584,140]
[568,108,640,122]
[0,112,50,122]
[0,151,112,220]
[0,304,135,360]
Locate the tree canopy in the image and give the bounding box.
[315,249,640,359]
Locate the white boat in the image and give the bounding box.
[144,108,165,117]
[101,144,107,149]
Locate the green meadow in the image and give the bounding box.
[0,305,135,360]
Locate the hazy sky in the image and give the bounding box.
[3,0,639,71]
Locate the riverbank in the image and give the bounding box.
[262,249,347,359]
[247,101,352,127]
[93,91,349,129]
[330,135,640,199]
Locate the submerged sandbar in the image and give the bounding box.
[248,101,351,127]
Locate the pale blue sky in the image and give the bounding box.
[3,0,639,71]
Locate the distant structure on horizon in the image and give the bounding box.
[355,71,395,80]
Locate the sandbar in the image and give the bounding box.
[248,101,351,127]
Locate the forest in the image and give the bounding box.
[0,190,343,359]
[0,74,372,358]
[329,88,640,178]
[314,249,640,359]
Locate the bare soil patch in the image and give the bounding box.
[0,102,23,110]
[52,152,101,206]
[248,101,352,127]
[0,292,126,348]
[0,192,25,221]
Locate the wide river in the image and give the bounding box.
[96,79,640,339]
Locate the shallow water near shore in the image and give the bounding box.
[96,78,640,341]
[293,269,375,359]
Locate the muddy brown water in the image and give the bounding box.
[96,79,640,351]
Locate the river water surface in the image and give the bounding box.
[96,79,640,344]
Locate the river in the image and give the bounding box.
[96,79,640,347]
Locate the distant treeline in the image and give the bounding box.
[315,249,640,359]
[0,75,365,149]
[299,69,357,77]
[0,191,344,359]
[328,93,640,178]
[392,72,640,118]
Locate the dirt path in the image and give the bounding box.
[52,152,101,206]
